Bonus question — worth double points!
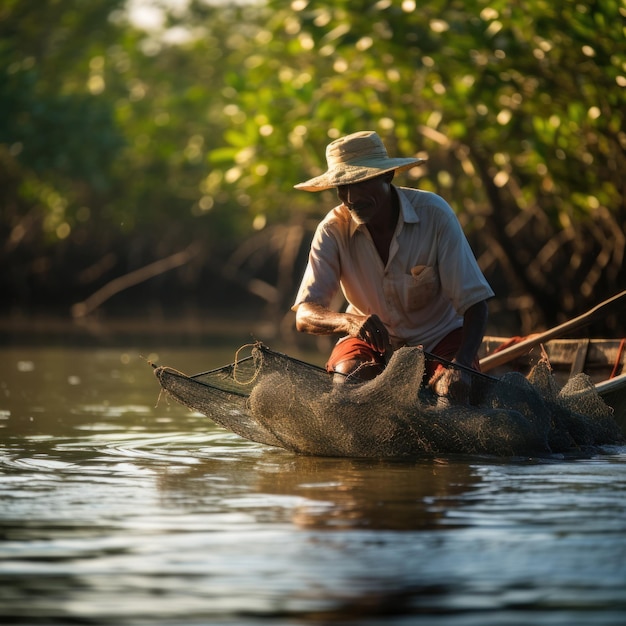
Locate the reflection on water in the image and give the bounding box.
[156,454,481,531]
[1,345,626,625]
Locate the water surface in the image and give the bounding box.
[1,344,625,625]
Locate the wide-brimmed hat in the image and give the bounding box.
[294,130,425,192]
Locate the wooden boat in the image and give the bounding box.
[154,340,625,459]
[481,337,625,384]
[480,336,626,433]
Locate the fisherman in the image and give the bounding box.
[291,130,494,399]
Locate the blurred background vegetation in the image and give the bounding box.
[1,0,625,343]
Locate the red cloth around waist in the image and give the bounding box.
[325,337,385,373]
[325,327,480,376]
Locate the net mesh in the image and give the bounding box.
[154,343,624,458]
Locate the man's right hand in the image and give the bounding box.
[349,313,390,354]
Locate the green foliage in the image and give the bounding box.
[0,0,126,240]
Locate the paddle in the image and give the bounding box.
[480,290,626,372]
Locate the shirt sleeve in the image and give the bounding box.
[291,220,343,311]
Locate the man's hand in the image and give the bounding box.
[429,365,471,404]
[348,313,390,354]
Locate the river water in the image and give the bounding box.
[1,335,626,625]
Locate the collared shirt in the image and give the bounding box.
[292,186,494,352]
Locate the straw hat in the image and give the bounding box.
[294,130,425,192]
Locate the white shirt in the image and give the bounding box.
[292,186,494,352]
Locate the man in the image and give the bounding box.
[292,130,494,398]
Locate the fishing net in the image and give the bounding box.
[154,343,623,458]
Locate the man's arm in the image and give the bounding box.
[295,302,390,354]
[431,299,489,402]
[453,299,489,368]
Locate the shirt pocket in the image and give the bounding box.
[402,265,440,310]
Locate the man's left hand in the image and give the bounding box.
[429,366,471,404]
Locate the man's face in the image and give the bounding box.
[336,173,392,225]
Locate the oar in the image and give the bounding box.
[480,290,626,372]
